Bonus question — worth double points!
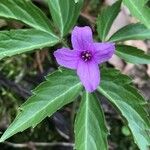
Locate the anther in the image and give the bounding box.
[80,51,92,62]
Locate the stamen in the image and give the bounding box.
[80,51,92,62]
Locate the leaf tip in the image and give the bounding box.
[0,137,4,143]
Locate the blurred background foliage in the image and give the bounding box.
[0,0,149,149]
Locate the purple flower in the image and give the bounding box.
[54,26,115,92]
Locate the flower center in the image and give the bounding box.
[81,51,92,62]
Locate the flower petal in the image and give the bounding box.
[54,48,79,69]
[71,26,93,50]
[93,42,115,64]
[77,61,100,92]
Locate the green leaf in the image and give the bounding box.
[0,0,54,34]
[46,0,83,37]
[123,0,150,29]
[75,92,108,150]
[97,0,122,41]
[0,29,59,60]
[109,23,150,42]
[0,69,82,142]
[116,45,150,64]
[98,68,150,150]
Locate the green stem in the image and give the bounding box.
[61,39,69,47]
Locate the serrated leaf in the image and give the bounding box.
[46,0,83,37]
[116,45,150,64]
[0,29,59,60]
[97,0,122,41]
[0,0,55,34]
[109,23,150,42]
[0,69,82,142]
[75,92,108,150]
[123,0,150,29]
[98,68,150,150]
